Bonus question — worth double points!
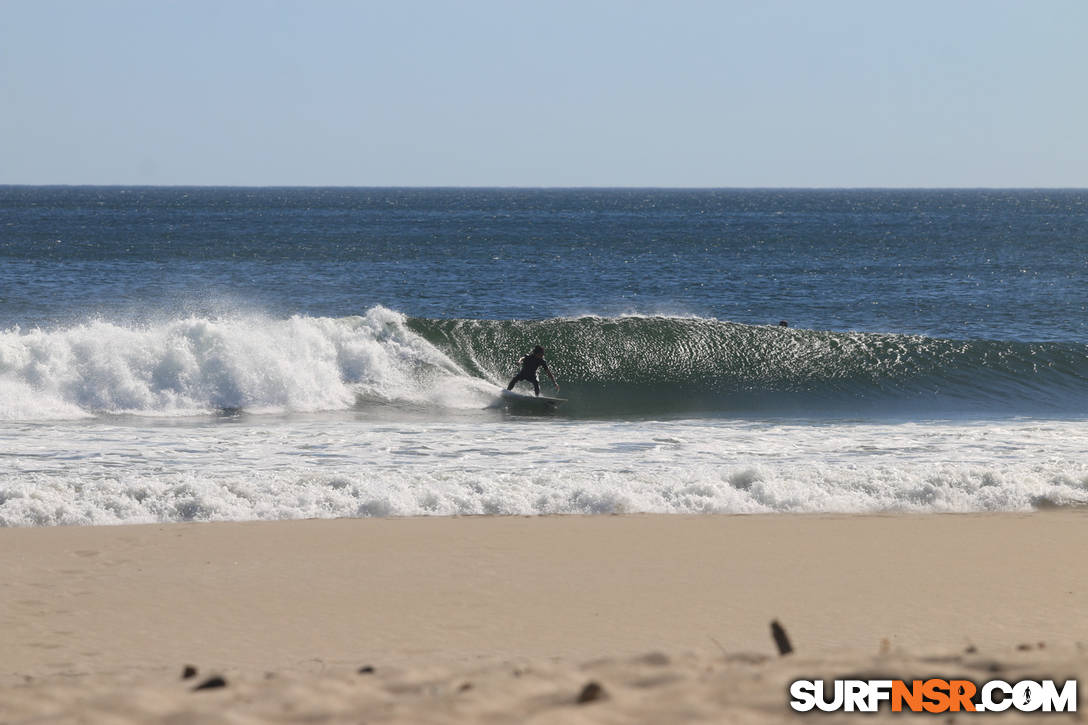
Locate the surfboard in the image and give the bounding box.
[500,389,566,408]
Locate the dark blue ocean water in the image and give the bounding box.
[3,187,1087,342]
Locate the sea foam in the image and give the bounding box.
[2,417,1086,526]
[0,307,491,420]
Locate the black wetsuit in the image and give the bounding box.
[507,354,550,396]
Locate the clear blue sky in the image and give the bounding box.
[2,0,1086,187]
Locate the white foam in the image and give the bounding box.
[0,378,91,421]
[2,417,1086,525]
[0,308,490,420]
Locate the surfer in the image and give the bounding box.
[507,345,559,397]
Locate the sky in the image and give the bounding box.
[2,0,1086,187]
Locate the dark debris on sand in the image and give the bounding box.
[191,675,228,692]
[576,681,607,704]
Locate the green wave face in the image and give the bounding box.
[408,316,1088,418]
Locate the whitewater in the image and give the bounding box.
[0,308,494,421]
[3,409,1087,525]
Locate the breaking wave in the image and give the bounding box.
[2,307,1087,421]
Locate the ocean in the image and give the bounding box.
[1,187,1086,525]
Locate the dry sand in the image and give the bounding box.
[2,512,1086,722]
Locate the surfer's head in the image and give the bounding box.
[532,345,545,356]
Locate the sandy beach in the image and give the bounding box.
[3,511,1086,722]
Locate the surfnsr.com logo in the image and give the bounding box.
[789,678,1077,713]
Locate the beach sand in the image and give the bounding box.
[2,512,1086,722]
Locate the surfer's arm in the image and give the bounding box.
[543,364,558,389]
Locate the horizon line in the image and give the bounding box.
[2,184,1087,191]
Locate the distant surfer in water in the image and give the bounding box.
[507,345,559,397]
